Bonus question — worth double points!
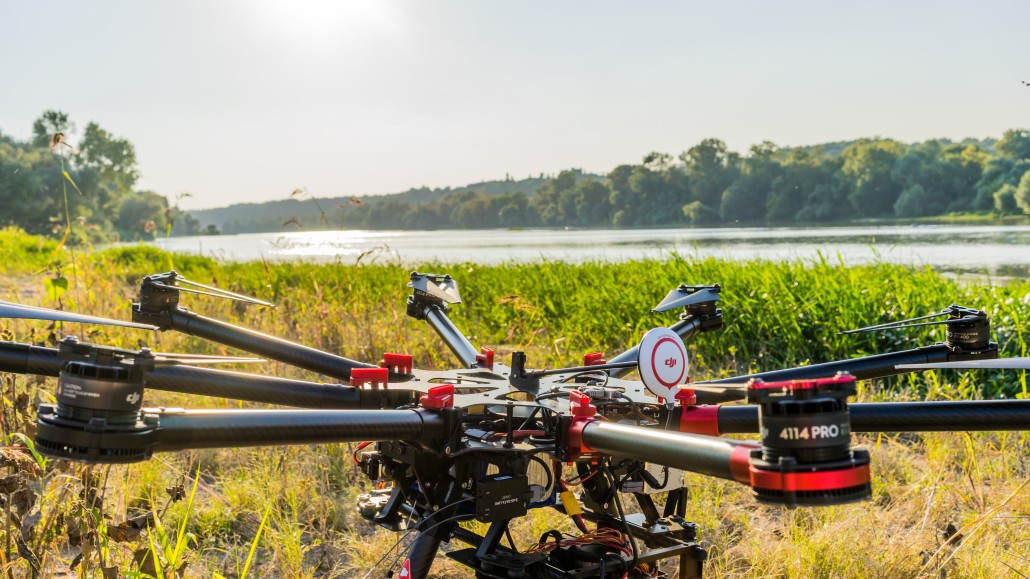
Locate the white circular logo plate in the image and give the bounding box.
[637,327,689,400]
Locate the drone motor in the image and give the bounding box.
[36,356,158,464]
[745,373,871,506]
[943,308,993,353]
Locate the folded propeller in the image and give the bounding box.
[838,304,986,335]
[408,272,462,304]
[0,300,158,330]
[651,284,720,313]
[141,271,275,307]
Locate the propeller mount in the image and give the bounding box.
[839,304,995,354]
[652,284,721,314]
[408,272,461,306]
[139,271,275,311]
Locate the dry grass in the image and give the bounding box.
[0,228,1028,577]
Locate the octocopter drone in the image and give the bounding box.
[1,271,1029,578]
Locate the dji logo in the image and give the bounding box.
[664,358,677,368]
[126,392,141,404]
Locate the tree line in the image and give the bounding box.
[312,132,1030,230]
[5,110,1030,240]
[0,110,210,243]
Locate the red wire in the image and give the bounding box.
[564,469,599,485]
[352,441,372,465]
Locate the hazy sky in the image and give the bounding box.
[2,1,1027,210]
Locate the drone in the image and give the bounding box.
[1,270,1029,578]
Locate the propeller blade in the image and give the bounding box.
[0,301,158,330]
[839,317,978,335]
[689,384,748,404]
[148,280,274,307]
[838,311,949,335]
[652,285,720,313]
[896,358,1030,370]
[176,278,275,307]
[154,356,266,366]
[409,274,461,304]
[151,352,266,365]
[839,305,986,335]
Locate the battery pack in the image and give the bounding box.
[476,474,531,522]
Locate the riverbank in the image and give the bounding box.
[142,224,1030,285]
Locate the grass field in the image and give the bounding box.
[1,226,1029,578]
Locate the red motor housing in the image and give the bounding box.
[744,373,871,506]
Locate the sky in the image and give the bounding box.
[1,1,1028,211]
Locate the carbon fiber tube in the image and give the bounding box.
[581,421,753,481]
[717,400,1030,433]
[0,342,61,376]
[703,344,957,384]
[607,317,702,378]
[403,530,445,579]
[423,306,479,367]
[167,310,377,380]
[153,408,442,452]
[145,365,369,408]
[0,341,410,410]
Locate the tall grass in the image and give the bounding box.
[0,227,1028,577]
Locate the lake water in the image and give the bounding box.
[152,225,1030,278]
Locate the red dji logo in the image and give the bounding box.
[664,358,677,368]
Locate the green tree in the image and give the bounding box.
[169,210,202,236]
[893,184,934,217]
[993,184,1019,213]
[116,191,168,240]
[766,148,839,222]
[839,139,905,217]
[572,179,613,226]
[681,139,740,209]
[720,142,781,222]
[607,165,643,226]
[77,122,139,195]
[450,192,497,227]
[973,157,1030,210]
[996,129,1030,160]
[531,170,579,226]
[31,110,73,148]
[498,204,523,227]
[935,143,987,213]
[1015,171,1030,212]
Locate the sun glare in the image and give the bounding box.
[250,0,400,50]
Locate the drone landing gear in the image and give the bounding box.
[447,517,704,579]
[449,520,547,578]
[581,473,706,579]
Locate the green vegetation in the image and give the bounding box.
[6,112,1030,240]
[0,111,207,244]
[193,174,567,234]
[1,228,1029,577]
[197,133,1030,233]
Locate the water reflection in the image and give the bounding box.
[152,225,1030,279]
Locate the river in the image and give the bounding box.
[152,225,1030,279]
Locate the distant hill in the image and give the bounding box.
[189,173,601,233]
[180,133,1021,235]
[799,137,996,158]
